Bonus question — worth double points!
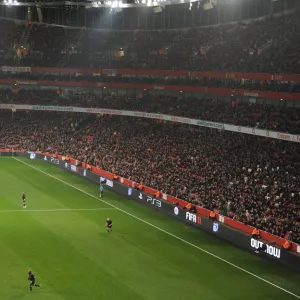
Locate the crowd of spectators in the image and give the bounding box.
[0,111,299,243]
[2,89,300,134]
[0,89,58,105]
[1,10,300,73]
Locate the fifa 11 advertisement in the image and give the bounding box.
[185,211,202,225]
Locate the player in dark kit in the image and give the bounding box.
[28,271,41,292]
[106,218,112,233]
[22,192,26,208]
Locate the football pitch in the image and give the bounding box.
[1,158,300,300]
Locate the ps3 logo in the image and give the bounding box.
[146,196,162,208]
[138,193,161,208]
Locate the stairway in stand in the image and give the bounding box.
[19,23,33,46]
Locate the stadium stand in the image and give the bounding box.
[0,111,299,244]
[0,10,299,72]
[35,11,300,72]
[1,89,300,134]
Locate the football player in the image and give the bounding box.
[106,218,112,233]
[22,192,26,208]
[28,270,41,292]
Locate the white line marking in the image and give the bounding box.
[13,157,300,299]
[0,208,115,213]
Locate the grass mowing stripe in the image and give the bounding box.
[13,156,300,300]
[0,208,115,213]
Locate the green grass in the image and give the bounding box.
[0,157,300,300]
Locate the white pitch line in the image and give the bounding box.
[13,157,300,299]
[0,208,115,213]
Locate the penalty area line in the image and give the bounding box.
[0,208,115,213]
[12,157,300,299]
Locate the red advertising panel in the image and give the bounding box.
[0,79,299,101]
[10,66,300,82]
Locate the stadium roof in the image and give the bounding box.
[0,0,218,8]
